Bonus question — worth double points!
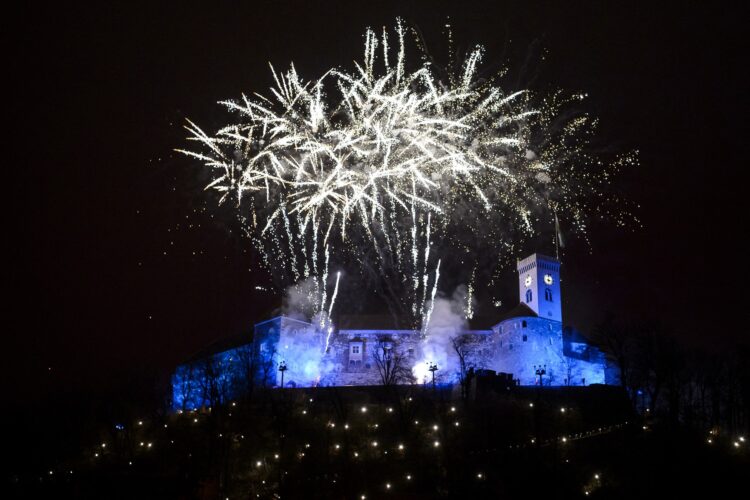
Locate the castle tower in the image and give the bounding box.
[517,253,562,323]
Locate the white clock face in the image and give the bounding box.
[524,275,532,287]
[544,274,554,285]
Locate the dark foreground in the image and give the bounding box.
[7,385,748,499]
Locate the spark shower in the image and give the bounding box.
[178,19,634,332]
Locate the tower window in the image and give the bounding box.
[522,320,527,328]
[525,289,532,303]
[522,334,528,342]
[545,288,553,302]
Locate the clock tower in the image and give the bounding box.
[517,253,562,323]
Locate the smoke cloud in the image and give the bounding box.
[413,286,473,384]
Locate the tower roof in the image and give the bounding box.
[495,302,538,323]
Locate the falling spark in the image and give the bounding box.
[179,18,636,329]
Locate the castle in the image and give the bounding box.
[172,253,612,410]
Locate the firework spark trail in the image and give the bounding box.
[323,271,342,353]
[179,18,636,331]
[327,271,341,320]
[421,259,441,340]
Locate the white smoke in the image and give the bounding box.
[281,277,320,320]
[276,278,338,387]
[413,286,473,384]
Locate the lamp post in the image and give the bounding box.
[534,364,547,387]
[278,360,288,388]
[428,362,438,390]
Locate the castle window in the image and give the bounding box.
[408,348,414,357]
[545,288,553,302]
[523,334,528,342]
[349,342,363,361]
[525,289,532,303]
[522,320,527,328]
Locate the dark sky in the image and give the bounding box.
[7,1,746,402]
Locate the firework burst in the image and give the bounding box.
[178,19,636,329]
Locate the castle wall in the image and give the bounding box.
[171,251,612,410]
[173,313,608,409]
[486,317,605,386]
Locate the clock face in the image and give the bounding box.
[524,275,533,287]
[544,274,554,285]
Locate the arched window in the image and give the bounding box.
[545,288,553,302]
[525,289,532,303]
[522,320,527,328]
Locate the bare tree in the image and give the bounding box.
[234,344,259,401]
[175,362,197,411]
[450,336,472,400]
[372,340,414,386]
[563,356,574,386]
[593,314,638,401]
[258,347,277,388]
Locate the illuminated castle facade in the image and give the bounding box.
[172,253,612,410]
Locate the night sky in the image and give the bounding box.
[8,1,745,404]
